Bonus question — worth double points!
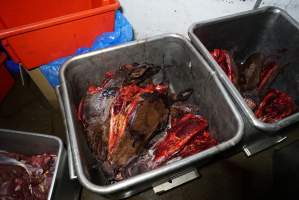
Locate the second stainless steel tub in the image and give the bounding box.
[189,6,299,132]
[0,129,64,200]
[59,34,244,198]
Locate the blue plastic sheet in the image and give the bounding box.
[40,10,133,87]
[5,59,20,75]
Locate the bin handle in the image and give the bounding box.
[242,134,287,157]
[55,86,77,180]
[152,169,200,194]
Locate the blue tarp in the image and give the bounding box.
[40,10,133,87]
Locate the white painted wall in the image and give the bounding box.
[119,0,299,39]
[119,0,256,39]
[261,0,299,21]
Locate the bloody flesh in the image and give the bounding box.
[210,49,236,84]
[178,130,218,158]
[151,113,208,167]
[257,62,280,94]
[255,89,297,123]
[124,109,216,178]
[0,152,56,200]
[210,49,297,123]
[108,83,169,166]
[78,63,218,182]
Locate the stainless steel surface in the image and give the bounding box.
[0,129,63,200]
[189,6,299,132]
[51,151,82,200]
[243,135,287,156]
[152,169,200,194]
[55,86,77,180]
[59,34,244,198]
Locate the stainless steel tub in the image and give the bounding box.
[59,34,244,198]
[189,6,299,132]
[0,129,64,200]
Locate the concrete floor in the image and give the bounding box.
[1,78,299,200]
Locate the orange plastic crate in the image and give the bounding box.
[0,53,14,102]
[0,0,120,69]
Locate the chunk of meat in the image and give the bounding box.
[79,64,165,164]
[210,49,238,85]
[238,53,265,92]
[124,112,212,179]
[79,63,219,182]
[177,130,218,158]
[257,61,281,96]
[108,83,169,167]
[255,89,297,123]
[0,152,56,200]
[150,113,208,168]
